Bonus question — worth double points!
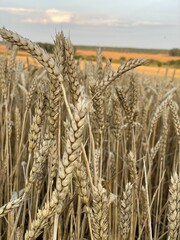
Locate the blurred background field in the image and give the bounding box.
[1,42,180,79]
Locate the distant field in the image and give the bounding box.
[76,49,180,63]
[1,43,180,79]
[79,60,180,79]
[78,49,180,79]
[0,43,39,65]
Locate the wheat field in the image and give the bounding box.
[0,28,180,240]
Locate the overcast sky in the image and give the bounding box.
[0,0,180,49]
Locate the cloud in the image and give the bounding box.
[45,9,73,23]
[21,8,73,24]
[22,18,48,24]
[0,6,165,27]
[0,6,35,14]
[131,20,162,26]
[72,15,128,26]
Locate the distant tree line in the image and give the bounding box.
[169,48,180,56]
[37,42,54,53]
[36,43,180,58]
[35,42,77,54]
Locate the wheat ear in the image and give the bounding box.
[128,152,139,195]
[168,100,180,144]
[65,38,82,102]
[150,94,172,132]
[91,182,109,240]
[56,91,88,212]
[25,137,50,194]
[28,93,45,153]
[54,31,66,77]
[25,190,58,240]
[0,194,25,218]
[74,161,89,204]
[0,28,61,80]
[99,58,147,90]
[96,48,103,82]
[119,182,133,240]
[168,172,180,240]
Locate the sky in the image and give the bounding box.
[0,0,180,49]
